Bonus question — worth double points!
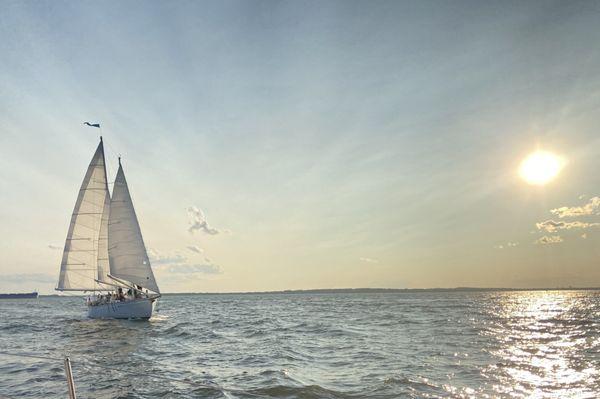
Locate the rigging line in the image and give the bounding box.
[69,222,102,232]
[63,269,100,285]
[99,126,115,187]
[103,136,122,180]
[58,290,90,296]
[79,195,105,205]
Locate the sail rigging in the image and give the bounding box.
[57,139,110,291]
[108,160,160,293]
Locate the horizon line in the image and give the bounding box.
[38,286,600,296]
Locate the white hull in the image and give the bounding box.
[87,298,156,319]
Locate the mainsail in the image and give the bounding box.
[57,139,111,291]
[108,160,160,293]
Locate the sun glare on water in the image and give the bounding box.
[519,151,564,185]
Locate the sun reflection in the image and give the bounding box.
[481,291,598,398]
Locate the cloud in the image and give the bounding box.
[359,257,379,263]
[148,249,187,265]
[187,206,228,235]
[536,220,563,232]
[149,249,223,275]
[535,235,563,245]
[536,220,600,233]
[167,263,222,275]
[550,197,600,218]
[186,245,204,254]
[1,273,56,283]
[48,244,62,250]
[494,242,518,249]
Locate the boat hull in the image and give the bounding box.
[87,298,156,320]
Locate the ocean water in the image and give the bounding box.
[0,290,599,398]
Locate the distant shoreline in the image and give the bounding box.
[165,287,600,295]
[39,287,600,297]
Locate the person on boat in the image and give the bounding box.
[117,288,124,301]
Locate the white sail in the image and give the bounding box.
[57,139,110,291]
[108,161,159,293]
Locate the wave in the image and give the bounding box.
[242,384,354,399]
[1,291,599,398]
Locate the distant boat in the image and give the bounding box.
[56,137,160,319]
[0,292,38,299]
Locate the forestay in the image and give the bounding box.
[108,161,160,293]
[57,140,110,291]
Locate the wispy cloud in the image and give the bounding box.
[48,244,62,250]
[187,206,229,235]
[535,235,563,245]
[167,263,222,274]
[1,273,56,283]
[494,242,519,249]
[536,220,600,233]
[148,249,187,265]
[149,249,223,275]
[359,257,379,263]
[186,245,204,254]
[550,197,600,218]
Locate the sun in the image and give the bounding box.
[519,151,564,185]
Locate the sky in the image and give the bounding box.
[2,1,600,293]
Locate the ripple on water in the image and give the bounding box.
[0,291,599,398]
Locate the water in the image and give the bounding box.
[0,290,599,398]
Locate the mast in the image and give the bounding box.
[108,159,160,293]
[57,138,111,291]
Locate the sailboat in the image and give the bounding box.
[56,137,160,319]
